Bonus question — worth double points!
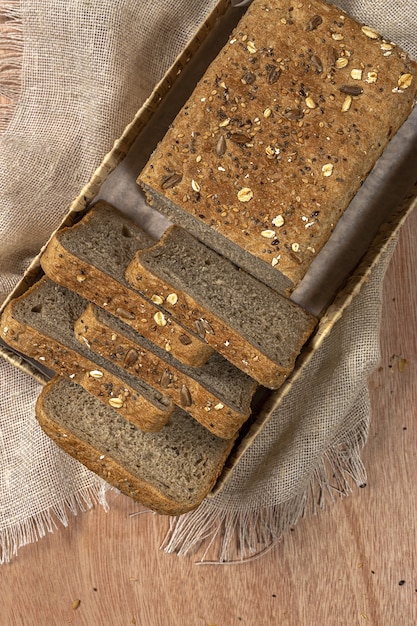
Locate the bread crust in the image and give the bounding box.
[40,207,214,368]
[74,303,258,439]
[125,226,317,389]
[138,0,417,291]
[0,280,174,432]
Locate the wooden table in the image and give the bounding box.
[0,199,415,626]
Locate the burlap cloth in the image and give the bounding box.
[0,0,416,564]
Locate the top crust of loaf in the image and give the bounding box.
[138,0,417,290]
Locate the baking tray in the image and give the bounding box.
[1,0,416,495]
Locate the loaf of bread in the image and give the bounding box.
[138,0,417,294]
[125,225,317,389]
[75,303,258,439]
[36,376,235,515]
[1,277,174,432]
[40,201,214,368]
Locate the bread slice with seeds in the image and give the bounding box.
[0,277,174,432]
[138,0,417,294]
[40,201,214,368]
[74,303,258,439]
[125,225,317,389]
[36,376,235,515]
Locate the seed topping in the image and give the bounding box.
[109,397,124,409]
[166,293,178,305]
[341,95,352,112]
[272,215,285,227]
[160,369,172,388]
[237,187,254,202]
[216,135,227,156]
[305,15,323,31]
[115,307,135,320]
[124,349,138,368]
[339,84,363,96]
[161,172,182,189]
[398,73,413,89]
[179,334,192,345]
[361,25,379,39]
[180,384,193,407]
[261,229,276,239]
[322,163,334,176]
[153,311,167,327]
[89,370,104,379]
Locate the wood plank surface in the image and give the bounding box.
[0,202,415,626]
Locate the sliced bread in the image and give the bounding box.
[40,200,214,367]
[75,303,258,439]
[125,225,317,389]
[36,376,235,515]
[138,0,417,294]
[0,277,174,432]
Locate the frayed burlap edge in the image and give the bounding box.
[0,482,109,565]
[0,0,22,132]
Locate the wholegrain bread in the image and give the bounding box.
[36,376,235,515]
[125,225,317,388]
[138,0,417,294]
[74,303,258,439]
[40,201,214,367]
[1,277,174,432]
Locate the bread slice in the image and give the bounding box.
[40,201,214,367]
[75,303,258,439]
[0,277,174,432]
[36,376,235,515]
[125,225,317,389]
[138,0,417,294]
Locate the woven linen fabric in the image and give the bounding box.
[0,0,415,563]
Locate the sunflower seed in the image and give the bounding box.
[267,66,281,84]
[194,319,206,338]
[216,135,227,156]
[310,54,323,73]
[180,384,192,407]
[339,85,363,96]
[305,15,323,31]
[201,318,215,335]
[229,132,252,144]
[161,172,183,189]
[241,71,256,85]
[124,348,138,368]
[115,307,135,320]
[237,187,254,202]
[160,369,172,388]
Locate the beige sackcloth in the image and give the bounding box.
[0,0,416,564]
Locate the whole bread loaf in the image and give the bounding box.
[75,303,258,439]
[40,201,214,367]
[36,376,235,515]
[125,225,317,389]
[138,0,417,294]
[1,277,174,432]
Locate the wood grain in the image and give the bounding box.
[1,202,416,626]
